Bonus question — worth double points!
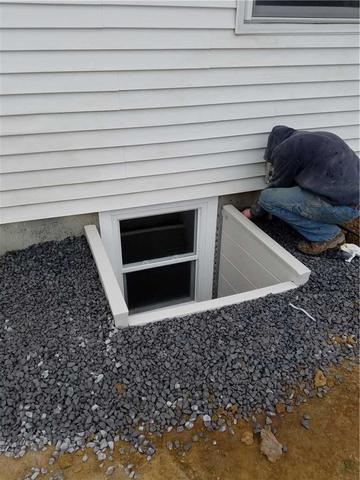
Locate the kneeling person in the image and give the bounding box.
[243,126,359,255]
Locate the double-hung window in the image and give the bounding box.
[99,198,217,316]
[236,0,359,33]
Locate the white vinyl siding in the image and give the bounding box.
[1,49,357,73]
[0,0,359,224]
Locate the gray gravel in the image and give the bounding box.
[0,219,358,459]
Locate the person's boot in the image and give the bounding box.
[296,231,345,255]
[341,216,359,246]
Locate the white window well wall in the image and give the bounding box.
[86,201,310,328]
[235,0,359,34]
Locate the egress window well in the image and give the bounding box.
[86,198,310,328]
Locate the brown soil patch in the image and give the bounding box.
[1,364,358,480]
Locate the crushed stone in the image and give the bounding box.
[0,219,358,459]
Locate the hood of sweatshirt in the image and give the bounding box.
[264,125,296,163]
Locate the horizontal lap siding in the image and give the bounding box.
[2,66,359,95]
[0,3,236,29]
[1,112,357,155]
[2,126,357,174]
[1,29,358,51]
[2,97,358,136]
[2,49,358,73]
[0,1,359,224]
[1,82,358,116]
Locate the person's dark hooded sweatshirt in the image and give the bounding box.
[257,125,359,209]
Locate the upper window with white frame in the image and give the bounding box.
[236,0,359,34]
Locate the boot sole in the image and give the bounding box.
[297,235,346,256]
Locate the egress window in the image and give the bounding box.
[120,210,196,313]
[235,0,359,34]
[99,198,218,316]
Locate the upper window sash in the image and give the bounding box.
[236,0,360,33]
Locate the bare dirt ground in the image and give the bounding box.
[1,364,358,480]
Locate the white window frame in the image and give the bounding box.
[235,0,359,34]
[99,197,218,315]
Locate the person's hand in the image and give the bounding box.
[242,208,252,219]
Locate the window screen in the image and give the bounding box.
[124,261,195,313]
[120,210,195,265]
[252,0,359,18]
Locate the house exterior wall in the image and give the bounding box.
[0,0,359,225]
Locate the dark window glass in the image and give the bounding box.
[124,261,195,313]
[120,210,195,264]
[253,0,359,18]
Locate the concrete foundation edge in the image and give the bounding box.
[0,213,99,256]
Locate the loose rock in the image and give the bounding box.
[240,430,254,446]
[265,416,272,425]
[106,466,115,476]
[314,370,327,388]
[260,429,283,463]
[301,418,310,430]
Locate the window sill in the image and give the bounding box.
[235,21,359,35]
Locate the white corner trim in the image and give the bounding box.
[129,281,297,327]
[85,224,129,328]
